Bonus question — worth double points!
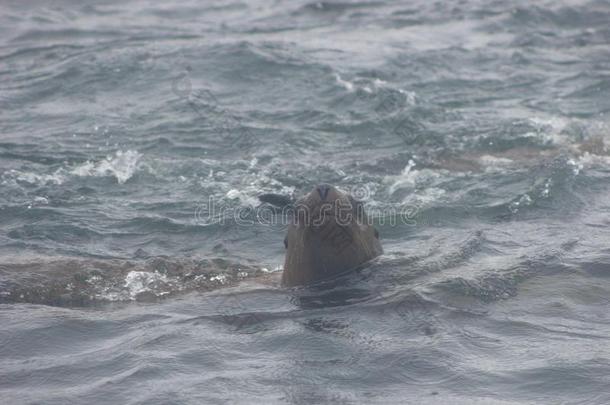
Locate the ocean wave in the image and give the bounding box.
[70,150,141,184]
[0,149,142,188]
[0,257,269,306]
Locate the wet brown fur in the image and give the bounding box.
[282,185,382,286]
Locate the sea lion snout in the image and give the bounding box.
[297,184,352,226]
[316,184,332,200]
[305,184,345,208]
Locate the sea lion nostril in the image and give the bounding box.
[316,184,331,200]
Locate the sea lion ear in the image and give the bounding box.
[258,193,294,208]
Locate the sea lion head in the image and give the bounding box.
[282,184,382,286]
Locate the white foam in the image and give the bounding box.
[575,151,610,167]
[373,78,417,104]
[478,155,514,166]
[386,159,417,194]
[372,78,388,87]
[567,158,584,175]
[540,179,552,198]
[124,270,169,299]
[527,116,571,146]
[71,150,142,184]
[565,152,610,175]
[3,169,66,186]
[1,150,141,188]
[334,73,417,105]
[509,194,533,214]
[209,274,227,284]
[529,116,569,133]
[398,89,417,105]
[26,196,49,209]
[386,160,443,195]
[335,73,355,91]
[226,189,241,199]
[403,187,446,206]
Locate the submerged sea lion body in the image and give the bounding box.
[281,184,382,286]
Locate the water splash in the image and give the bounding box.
[71,150,142,184]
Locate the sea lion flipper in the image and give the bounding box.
[258,193,294,208]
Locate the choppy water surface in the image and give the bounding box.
[1,0,610,403]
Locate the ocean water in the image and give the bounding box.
[1,0,610,403]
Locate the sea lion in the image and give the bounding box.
[261,184,383,287]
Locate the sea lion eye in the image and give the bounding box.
[374,228,379,239]
[284,237,288,249]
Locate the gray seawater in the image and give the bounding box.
[1,0,610,403]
